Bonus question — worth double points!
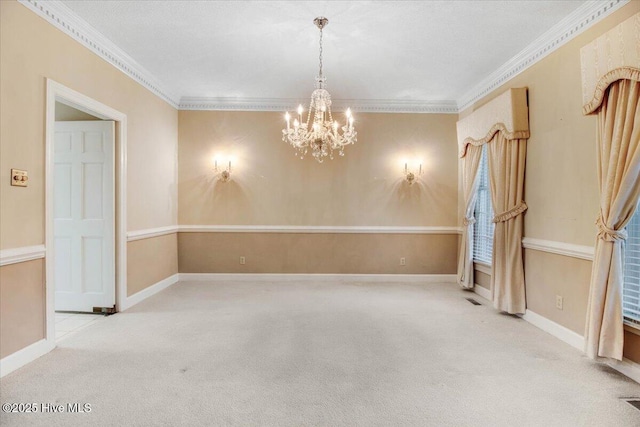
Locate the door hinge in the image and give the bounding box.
[93,305,116,315]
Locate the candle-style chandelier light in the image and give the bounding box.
[282,17,357,163]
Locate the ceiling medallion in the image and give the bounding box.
[282,17,357,163]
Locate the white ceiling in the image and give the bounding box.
[53,1,607,109]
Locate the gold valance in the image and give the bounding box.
[457,88,529,158]
[580,12,640,115]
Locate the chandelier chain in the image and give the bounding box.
[318,28,323,78]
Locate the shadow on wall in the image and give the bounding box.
[180,174,253,223]
[180,170,449,226]
[357,177,438,224]
[389,178,428,223]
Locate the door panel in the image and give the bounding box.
[54,237,73,292]
[83,163,103,218]
[54,164,72,218]
[54,121,115,312]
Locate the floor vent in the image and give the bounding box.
[466,298,482,306]
[624,399,640,411]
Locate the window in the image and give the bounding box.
[473,144,494,265]
[623,204,640,327]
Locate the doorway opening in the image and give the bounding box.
[45,80,128,345]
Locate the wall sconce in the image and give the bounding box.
[404,161,422,185]
[214,156,233,182]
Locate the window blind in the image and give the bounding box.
[473,145,494,265]
[623,205,640,326]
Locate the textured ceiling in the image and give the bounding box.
[60,0,586,103]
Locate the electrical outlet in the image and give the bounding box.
[239,256,246,265]
[400,257,406,266]
[11,169,28,187]
[556,295,563,310]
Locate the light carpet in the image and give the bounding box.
[1,280,639,426]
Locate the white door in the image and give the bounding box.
[54,121,115,312]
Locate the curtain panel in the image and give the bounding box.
[585,79,640,360]
[580,12,640,360]
[488,134,527,314]
[457,145,483,289]
[456,88,529,313]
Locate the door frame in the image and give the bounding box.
[45,79,127,344]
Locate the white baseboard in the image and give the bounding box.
[521,309,585,351]
[608,358,640,384]
[473,284,492,301]
[471,296,640,384]
[178,273,457,283]
[122,273,179,311]
[0,339,55,378]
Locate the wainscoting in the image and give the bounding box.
[178,230,459,274]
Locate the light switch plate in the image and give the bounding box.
[11,169,28,187]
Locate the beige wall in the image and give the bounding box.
[0,1,179,359]
[178,110,459,274]
[625,332,640,363]
[523,250,591,335]
[0,1,178,251]
[0,260,45,358]
[3,0,639,368]
[459,2,640,359]
[178,111,458,227]
[179,232,457,274]
[474,269,491,290]
[127,234,178,296]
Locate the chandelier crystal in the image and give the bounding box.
[282,17,357,163]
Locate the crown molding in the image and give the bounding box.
[179,97,298,112]
[19,0,180,108]
[178,97,459,114]
[336,99,458,114]
[20,0,630,115]
[456,0,630,111]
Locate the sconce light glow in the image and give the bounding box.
[213,154,232,182]
[403,159,423,185]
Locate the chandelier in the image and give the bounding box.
[282,17,357,163]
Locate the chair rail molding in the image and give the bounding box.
[0,245,46,267]
[522,237,594,261]
[127,226,180,242]
[177,225,463,234]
